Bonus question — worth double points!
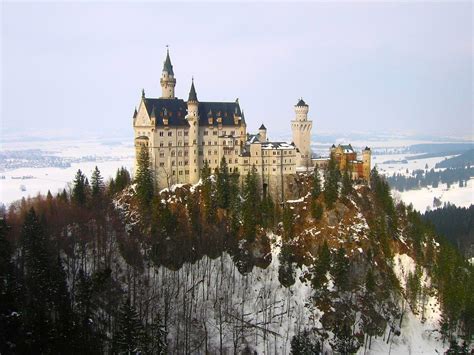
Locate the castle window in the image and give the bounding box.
[213,131,218,136]
[202,141,206,146]
[185,160,188,165]
[168,142,172,147]
[184,131,188,136]
[172,161,176,166]
[171,150,175,157]
[160,142,164,147]
[184,142,188,146]
[178,151,182,157]
[168,132,172,137]
[178,141,182,146]
[222,131,226,135]
[159,131,164,137]
[179,168,183,173]
[160,152,164,158]
[214,141,217,145]
[178,131,182,136]
[172,170,176,175]
[235,159,238,163]
[235,150,238,155]
[184,151,188,157]
[231,130,235,136]
[273,152,276,155]
[159,162,165,167]
[214,150,217,155]
[204,130,208,136]
[223,141,226,146]
[185,170,189,174]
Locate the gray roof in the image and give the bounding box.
[296,98,308,107]
[188,80,198,102]
[163,49,174,75]
[259,123,267,130]
[142,97,244,127]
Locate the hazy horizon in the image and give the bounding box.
[2,1,473,140]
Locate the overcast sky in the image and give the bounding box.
[1,1,472,140]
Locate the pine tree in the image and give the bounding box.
[332,246,350,292]
[0,216,23,354]
[134,145,154,211]
[311,165,322,199]
[145,315,167,354]
[216,157,230,209]
[282,205,295,241]
[21,208,56,352]
[72,169,87,206]
[290,328,321,354]
[242,166,261,242]
[311,241,331,290]
[311,200,323,220]
[341,168,353,196]
[114,298,144,354]
[200,160,216,223]
[91,166,105,199]
[324,154,340,209]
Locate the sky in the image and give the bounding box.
[1,1,472,141]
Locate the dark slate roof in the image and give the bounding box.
[364,146,371,151]
[188,80,198,102]
[259,123,267,130]
[133,107,137,119]
[163,49,174,75]
[142,98,243,127]
[296,98,308,107]
[198,101,242,126]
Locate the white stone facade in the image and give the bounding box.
[133,51,313,200]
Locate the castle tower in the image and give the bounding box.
[258,123,267,142]
[187,79,200,183]
[160,48,176,99]
[291,98,313,167]
[362,147,371,181]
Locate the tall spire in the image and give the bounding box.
[163,47,174,76]
[188,77,198,102]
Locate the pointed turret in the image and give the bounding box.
[188,78,198,102]
[133,107,138,119]
[162,48,174,76]
[160,47,176,99]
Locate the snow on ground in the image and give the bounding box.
[395,179,474,213]
[375,152,474,212]
[372,253,446,355]
[0,159,134,205]
[375,153,458,176]
[0,138,134,205]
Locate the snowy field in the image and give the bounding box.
[375,153,474,212]
[1,138,134,205]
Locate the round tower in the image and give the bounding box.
[291,98,313,167]
[187,79,200,184]
[362,147,371,182]
[160,48,176,99]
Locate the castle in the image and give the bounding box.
[133,49,371,200]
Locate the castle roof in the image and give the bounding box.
[163,49,174,75]
[142,97,243,127]
[339,144,355,153]
[188,79,198,102]
[259,123,267,130]
[296,98,308,107]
